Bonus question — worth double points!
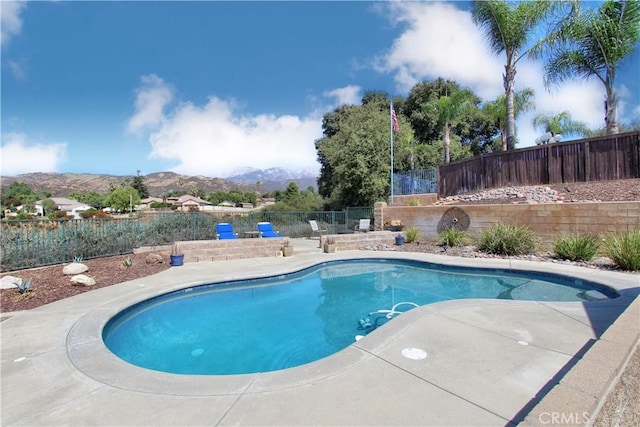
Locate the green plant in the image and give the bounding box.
[122,257,133,268]
[409,198,420,207]
[73,255,83,263]
[439,227,467,247]
[478,223,536,256]
[554,234,600,262]
[603,230,640,271]
[404,226,419,243]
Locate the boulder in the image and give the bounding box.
[63,263,89,275]
[0,275,21,289]
[145,254,164,264]
[70,274,96,286]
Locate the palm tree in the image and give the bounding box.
[531,1,640,135]
[532,111,590,143]
[483,88,536,151]
[423,89,475,163]
[472,1,556,150]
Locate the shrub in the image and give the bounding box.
[404,226,419,243]
[478,223,536,256]
[603,230,640,271]
[554,234,600,262]
[439,228,467,247]
[80,208,99,219]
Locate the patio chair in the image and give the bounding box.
[257,222,281,238]
[309,220,327,239]
[216,223,238,240]
[355,218,371,232]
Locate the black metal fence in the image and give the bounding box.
[1,207,373,272]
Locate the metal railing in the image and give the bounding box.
[1,207,373,272]
[393,168,438,195]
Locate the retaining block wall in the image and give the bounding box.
[320,231,398,252]
[377,201,640,243]
[173,238,290,263]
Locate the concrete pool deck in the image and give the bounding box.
[1,240,639,426]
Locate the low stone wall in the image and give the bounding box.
[377,201,640,243]
[320,231,398,252]
[392,193,438,206]
[134,238,291,263]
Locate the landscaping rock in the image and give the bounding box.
[70,274,96,286]
[145,254,164,264]
[63,263,89,275]
[0,275,21,289]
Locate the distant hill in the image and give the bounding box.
[227,167,318,192]
[0,170,318,197]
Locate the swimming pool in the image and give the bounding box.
[102,259,618,375]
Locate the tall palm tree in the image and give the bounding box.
[531,0,640,135]
[472,1,556,150]
[423,89,475,163]
[532,111,590,141]
[483,87,536,151]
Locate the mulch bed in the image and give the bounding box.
[1,253,170,313]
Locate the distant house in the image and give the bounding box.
[35,198,93,219]
[173,195,213,212]
[138,197,163,209]
[259,197,276,206]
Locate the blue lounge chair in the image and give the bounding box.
[257,222,281,238]
[216,223,238,240]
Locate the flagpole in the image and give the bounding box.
[390,99,394,205]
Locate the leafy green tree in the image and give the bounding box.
[104,186,140,213]
[423,88,476,163]
[472,0,556,150]
[532,111,590,139]
[190,187,206,199]
[69,191,107,209]
[316,101,412,209]
[41,198,58,217]
[1,182,38,211]
[482,88,535,151]
[131,170,149,199]
[531,0,640,134]
[404,78,497,155]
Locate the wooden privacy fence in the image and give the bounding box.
[438,131,640,198]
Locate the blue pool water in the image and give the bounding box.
[103,259,617,375]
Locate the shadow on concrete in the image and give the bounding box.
[509,285,640,425]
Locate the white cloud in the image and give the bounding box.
[1,1,27,47]
[323,85,362,106]
[127,80,323,176]
[378,2,503,100]
[0,133,67,176]
[126,74,174,135]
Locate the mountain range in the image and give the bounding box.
[0,168,318,197]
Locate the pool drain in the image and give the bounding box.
[402,347,427,360]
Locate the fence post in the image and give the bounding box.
[61,219,67,262]
[584,141,590,182]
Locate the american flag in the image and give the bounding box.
[391,108,400,133]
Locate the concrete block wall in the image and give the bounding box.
[378,201,640,243]
[174,238,290,263]
[320,231,397,252]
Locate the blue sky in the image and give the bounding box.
[2,1,639,178]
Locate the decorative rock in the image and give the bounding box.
[70,274,96,286]
[145,254,164,264]
[0,275,22,289]
[593,257,616,266]
[63,263,89,275]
